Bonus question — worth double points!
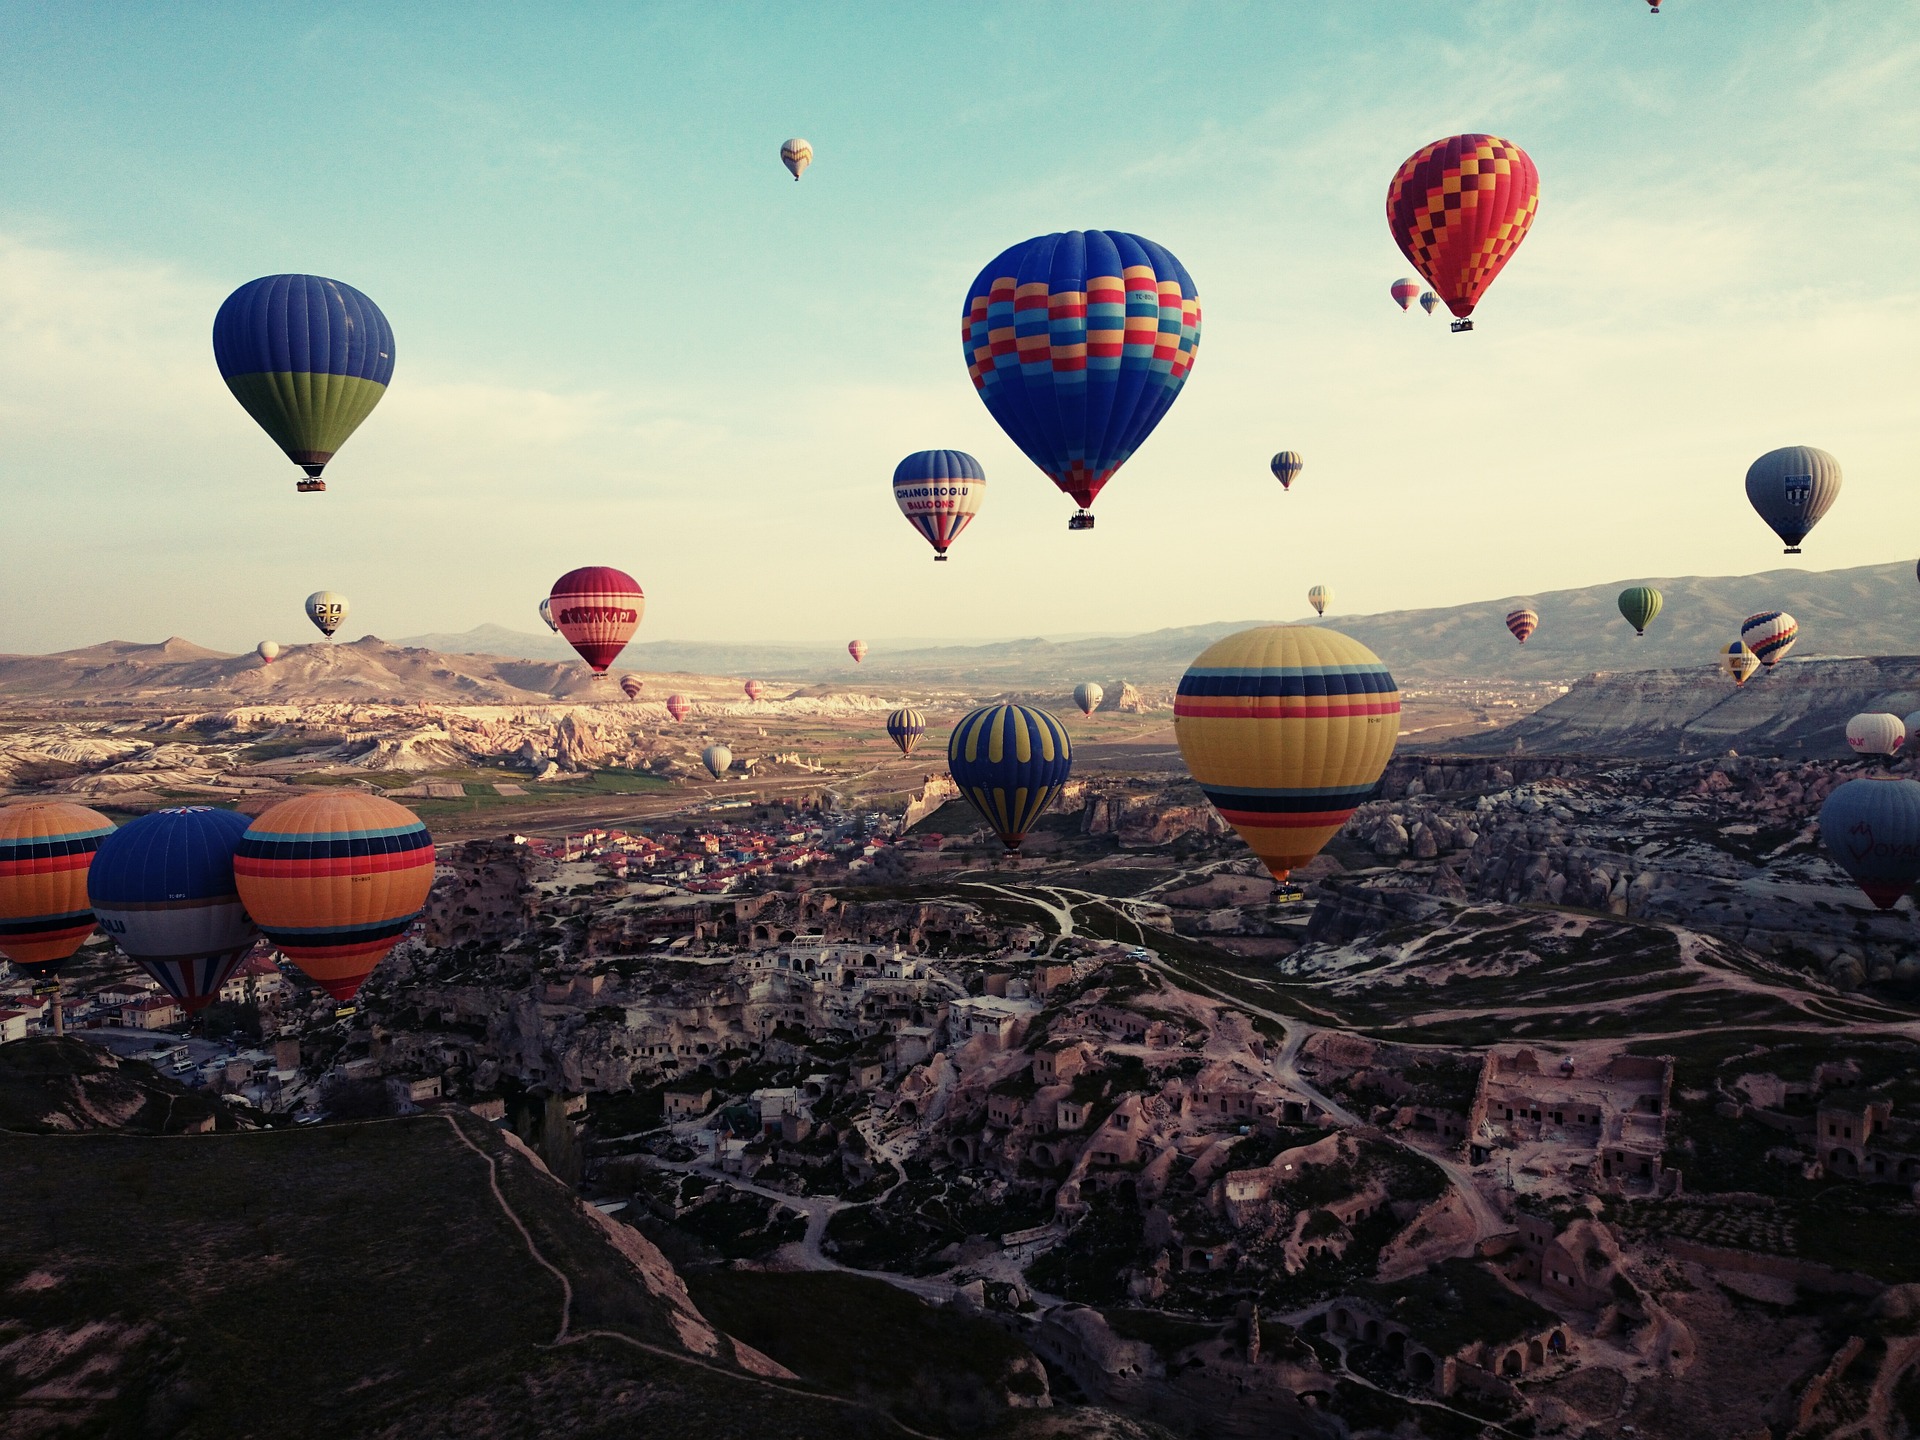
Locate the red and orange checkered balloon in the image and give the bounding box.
[1387,134,1539,322]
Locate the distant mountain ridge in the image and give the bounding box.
[397,559,1920,685]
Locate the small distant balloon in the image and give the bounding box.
[1847,713,1905,758]
[1270,452,1304,491]
[1617,587,1662,637]
[1721,642,1759,687]
[1308,586,1332,617]
[1746,446,1841,555]
[666,694,691,722]
[1419,291,1439,314]
[256,640,280,665]
[305,591,348,639]
[538,597,557,633]
[1390,278,1420,311]
[887,707,926,757]
[1506,609,1538,645]
[744,680,765,703]
[1074,683,1103,717]
[620,674,643,700]
[781,138,812,181]
[1739,611,1798,668]
[848,640,868,664]
[893,450,985,561]
[702,744,733,779]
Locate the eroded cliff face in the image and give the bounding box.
[1457,656,1920,759]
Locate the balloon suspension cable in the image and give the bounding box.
[1450,319,1474,334]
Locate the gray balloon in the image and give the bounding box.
[1745,445,1841,554]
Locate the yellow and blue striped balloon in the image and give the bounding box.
[887,707,927,757]
[946,704,1072,850]
[1175,626,1400,881]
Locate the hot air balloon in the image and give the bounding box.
[1390,278,1420,310]
[305,591,348,640]
[1506,609,1539,645]
[212,275,394,492]
[549,566,644,675]
[848,640,868,664]
[666,694,691,722]
[886,707,926,757]
[88,807,257,1013]
[1904,711,1920,755]
[702,744,733,779]
[947,704,1073,851]
[0,802,113,974]
[1074,683,1103,717]
[963,230,1200,530]
[1271,452,1304,491]
[1419,291,1440,314]
[1740,612,1798,668]
[620,674,644,700]
[1174,626,1400,882]
[1819,775,1920,909]
[1846,713,1905,758]
[233,792,434,1002]
[1746,446,1841,555]
[257,640,280,665]
[893,450,985,561]
[1618,587,1662,637]
[1308,586,1332,617]
[1721,642,1760,687]
[1387,135,1540,332]
[538,597,557,633]
[744,680,765,703]
[781,138,812,180]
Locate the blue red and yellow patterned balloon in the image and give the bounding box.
[549,566,645,675]
[962,231,1200,529]
[1387,135,1540,331]
[1270,452,1304,491]
[1740,612,1798,668]
[1721,642,1760,687]
[233,792,435,1001]
[89,807,257,1012]
[1175,627,1401,882]
[947,704,1073,850]
[212,275,395,492]
[887,707,927,757]
[0,802,114,973]
[893,450,985,561]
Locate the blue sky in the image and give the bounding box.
[2,1,1917,653]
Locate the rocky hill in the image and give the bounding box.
[400,559,1919,687]
[1451,654,1920,758]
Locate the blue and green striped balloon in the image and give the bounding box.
[213,274,395,491]
[946,703,1073,851]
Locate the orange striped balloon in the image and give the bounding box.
[233,793,434,1001]
[0,802,114,971]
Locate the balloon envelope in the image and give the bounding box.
[1618,587,1662,636]
[257,640,280,664]
[1308,586,1332,617]
[1419,291,1439,314]
[962,230,1200,515]
[666,694,691,722]
[1506,609,1538,645]
[305,591,348,639]
[233,793,434,1001]
[887,707,926,757]
[1847,713,1905,757]
[1387,135,1540,321]
[848,640,868,664]
[947,704,1073,850]
[1739,611,1798,668]
[1074,683,1104,717]
[538,597,557,633]
[1176,626,1400,882]
[1819,775,1920,909]
[1390,278,1419,310]
[550,566,644,675]
[781,138,812,180]
[1745,446,1841,554]
[1270,451,1304,491]
[702,745,732,779]
[1721,642,1759,687]
[0,802,113,972]
[620,674,644,699]
[88,806,257,1012]
[744,680,765,702]
[212,275,394,487]
[893,450,985,560]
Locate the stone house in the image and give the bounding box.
[1034,1041,1092,1085]
[665,1084,715,1120]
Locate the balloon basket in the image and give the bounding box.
[1785,546,1801,555]
[1450,320,1474,333]
[1068,512,1095,531]
[296,479,327,492]
[933,554,948,562]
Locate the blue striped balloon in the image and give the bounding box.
[946,704,1073,850]
[88,806,258,1012]
[887,706,927,757]
[892,450,985,559]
